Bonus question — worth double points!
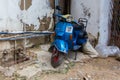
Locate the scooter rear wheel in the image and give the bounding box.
[51,47,64,68]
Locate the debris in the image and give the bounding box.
[2,50,9,62]
[82,41,99,58]
[4,67,15,77]
[0,46,100,79]
[83,74,92,80]
[0,66,5,73]
[64,60,69,64]
[40,44,50,51]
[16,65,42,79]
[95,45,120,58]
[34,64,41,68]
[88,33,98,47]
[59,68,69,74]
[63,64,68,68]
[113,66,119,70]
[83,77,89,80]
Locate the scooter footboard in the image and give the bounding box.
[51,39,68,54]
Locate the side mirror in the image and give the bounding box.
[56,6,61,11]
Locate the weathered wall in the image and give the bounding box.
[49,0,54,9]
[99,0,111,45]
[0,0,54,53]
[0,0,22,32]
[71,0,100,37]
[71,0,111,45]
[0,0,52,31]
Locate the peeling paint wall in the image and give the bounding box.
[0,0,54,53]
[71,0,111,45]
[0,0,52,31]
[20,0,52,30]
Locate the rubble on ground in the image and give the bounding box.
[0,44,93,79]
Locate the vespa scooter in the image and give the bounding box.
[49,14,88,68]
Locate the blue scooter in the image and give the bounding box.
[49,14,88,68]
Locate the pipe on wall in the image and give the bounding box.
[0,31,54,41]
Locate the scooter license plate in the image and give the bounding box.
[66,26,73,33]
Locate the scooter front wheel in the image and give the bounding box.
[51,47,64,68]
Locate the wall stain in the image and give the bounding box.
[81,3,91,18]
[20,0,32,10]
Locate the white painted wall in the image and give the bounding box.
[0,0,52,32]
[99,0,111,45]
[0,0,52,52]
[0,0,22,31]
[71,0,111,45]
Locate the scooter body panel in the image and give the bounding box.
[51,39,68,54]
[50,14,88,54]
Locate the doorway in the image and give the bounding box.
[55,0,71,14]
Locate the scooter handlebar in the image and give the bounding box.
[53,14,66,20]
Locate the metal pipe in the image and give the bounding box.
[0,31,54,34]
[0,34,52,41]
[0,31,54,41]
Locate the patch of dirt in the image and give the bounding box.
[0,57,120,80]
[39,57,120,80]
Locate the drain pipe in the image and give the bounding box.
[0,31,54,34]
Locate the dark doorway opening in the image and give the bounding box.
[109,0,120,48]
[63,0,71,14]
[57,0,71,14]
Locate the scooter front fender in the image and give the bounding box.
[51,39,68,54]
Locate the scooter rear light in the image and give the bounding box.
[70,34,72,40]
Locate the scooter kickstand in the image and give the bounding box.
[74,51,77,60]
